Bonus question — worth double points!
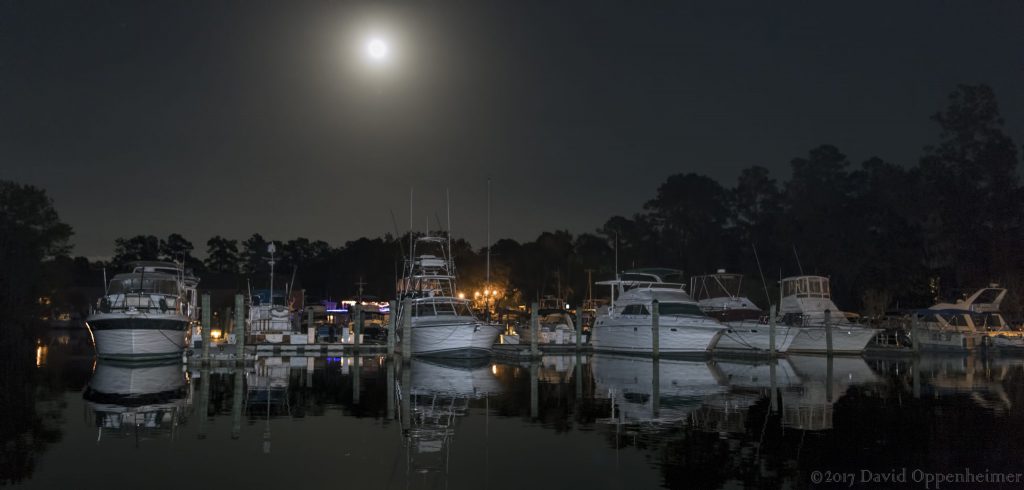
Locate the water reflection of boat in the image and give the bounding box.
[400,357,502,482]
[779,355,879,431]
[692,356,880,432]
[410,357,504,397]
[913,355,1014,412]
[247,357,291,413]
[592,354,727,424]
[82,360,189,442]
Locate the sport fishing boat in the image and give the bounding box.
[86,261,199,361]
[591,268,727,355]
[778,275,878,354]
[396,236,501,358]
[690,270,798,353]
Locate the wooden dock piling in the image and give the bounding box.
[651,299,660,359]
[234,294,245,364]
[201,293,211,364]
[387,300,397,356]
[824,309,834,356]
[530,301,539,359]
[575,307,583,350]
[401,298,412,361]
[353,302,362,351]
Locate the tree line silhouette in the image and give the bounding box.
[4,84,1022,324]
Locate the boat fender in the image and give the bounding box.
[99,298,111,313]
[159,298,169,313]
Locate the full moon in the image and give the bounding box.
[366,38,389,61]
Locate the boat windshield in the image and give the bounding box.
[414,301,473,317]
[108,277,179,295]
[658,302,706,317]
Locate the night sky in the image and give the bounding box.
[2,1,1022,258]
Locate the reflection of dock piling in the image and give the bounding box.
[197,367,210,439]
[530,360,539,419]
[231,368,243,439]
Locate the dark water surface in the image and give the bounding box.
[10,333,1024,489]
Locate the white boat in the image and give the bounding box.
[777,275,878,354]
[397,236,501,358]
[86,261,199,361]
[591,269,727,355]
[245,243,298,343]
[690,271,798,353]
[911,286,1015,352]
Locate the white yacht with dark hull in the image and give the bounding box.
[778,275,878,354]
[592,269,727,355]
[690,271,798,353]
[86,262,199,361]
[397,236,501,358]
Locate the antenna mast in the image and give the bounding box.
[486,179,491,286]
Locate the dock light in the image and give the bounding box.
[211,329,222,340]
[458,293,466,300]
[474,291,481,298]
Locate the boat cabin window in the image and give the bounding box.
[657,302,705,317]
[622,304,649,315]
[109,277,179,295]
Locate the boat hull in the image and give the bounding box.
[411,317,501,358]
[591,316,725,355]
[786,325,878,354]
[86,314,189,361]
[715,322,799,353]
[911,327,979,352]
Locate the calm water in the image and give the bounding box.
[10,331,1024,489]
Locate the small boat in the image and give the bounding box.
[591,268,727,355]
[86,261,199,361]
[396,236,501,358]
[690,270,798,353]
[778,275,878,354]
[505,296,578,345]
